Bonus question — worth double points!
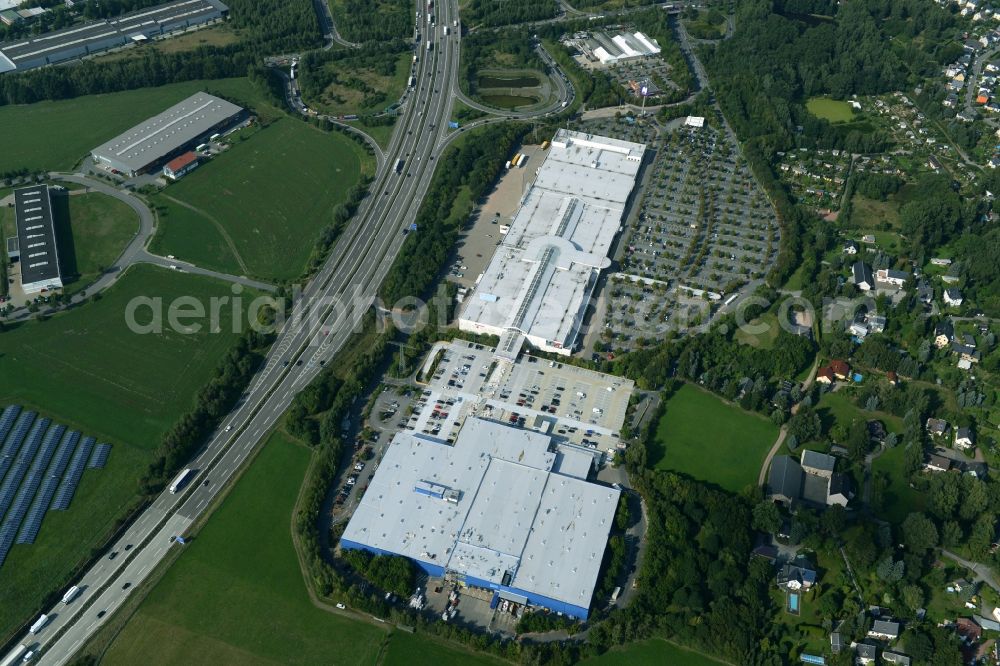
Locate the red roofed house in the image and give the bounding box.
[163,151,200,181]
[816,366,836,385]
[830,360,850,380]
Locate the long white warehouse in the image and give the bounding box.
[458,129,646,357]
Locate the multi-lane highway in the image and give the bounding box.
[9,2,466,663]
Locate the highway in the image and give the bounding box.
[9,1,466,663]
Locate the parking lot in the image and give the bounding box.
[421,340,633,454]
[596,122,778,353]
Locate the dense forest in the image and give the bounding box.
[464,0,557,28]
[706,0,956,156]
[330,0,412,43]
[380,122,529,303]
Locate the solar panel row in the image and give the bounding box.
[0,410,36,485]
[18,430,80,544]
[0,417,49,521]
[0,522,16,568]
[5,424,65,545]
[0,405,22,450]
[87,443,112,469]
[51,436,95,512]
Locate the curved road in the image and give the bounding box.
[453,42,574,117]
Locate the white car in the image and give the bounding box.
[224,425,232,432]
[336,603,346,610]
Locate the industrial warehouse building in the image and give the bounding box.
[566,30,661,66]
[91,92,244,176]
[10,185,63,294]
[340,417,620,619]
[458,130,646,358]
[0,0,229,74]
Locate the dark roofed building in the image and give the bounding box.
[801,450,836,477]
[853,261,874,291]
[768,456,802,505]
[776,563,816,590]
[869,619,901,640]
[924,454,952,472]
[14,185,62,293]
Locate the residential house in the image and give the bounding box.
[957,617,982,643]
[944,93,960,107]
[887,371,898,386]
[882,652,911,666]
[955,427,975,451]
[934,321,955,348]
[867,420,887,443]
[944,288,964,306]
[844,240,859,255]
[830,360,851,380]
[869,619,901,641]
[925,453,952,472]
[856,643,878,664]
[853,261,875,291]
[816,366,835,385]
[927,418,950,437]
[928,155,943,172]
[917,280,934,305]
[951,341,981,364]
[862,234,877,244]
[962,333,976,348]
[776,563,817,591]
[876,268,909,288]
[931,257,954,266]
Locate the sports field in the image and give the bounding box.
[0,78,278,173]
[583,638,729,665]
[150,118,371,281]
[102,431,505,665]
[649,384,778,493]
[806,97,854,123]
[0,265,253,641]
[56,192,139,293]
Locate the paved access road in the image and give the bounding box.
[14,1,466,662]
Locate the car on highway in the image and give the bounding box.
[122,582,131,590]
[108,551,117,560]
[96,610,106,619]
[124,544,133,551]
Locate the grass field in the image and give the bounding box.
[0,78,279,173]
[103,431,504,665]
[0,265,253,641]
[815,390,903,438]
[148,198,244,276]
[94,26,239,62]
[649,384,779,493]
[56,192,139,294]
[850,194,902,230]
[734,310,781,349]
[583,638,729,665]
[151,118,371,281]
[806,97,855,123]
[871,444,925,524]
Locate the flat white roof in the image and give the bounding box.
[91,91,242,172]
[459,130,645,350]
[342,417,618,610]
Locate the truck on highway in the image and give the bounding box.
[408,75,416,88]
[443,26,449,35]
[0,645,27,666]
[62,585,81,604]
[28,615,48,635]
[426,40,432,51]
[611,586,621,603]
[169,468,194,494]
[394,158,405,174]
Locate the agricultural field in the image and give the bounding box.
[0,78,279,174]
[151,118,372,281]
[649,383,778,493]
[101,431,502,666]
[583,638,730,665]
[0,265,252,641]
[806,97,855,123]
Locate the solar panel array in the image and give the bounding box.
[87,443,112,469]
[51,436,96,511]
[18,430,80,544]
[0,407,112,567]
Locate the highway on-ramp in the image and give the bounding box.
[8,1,467,663]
